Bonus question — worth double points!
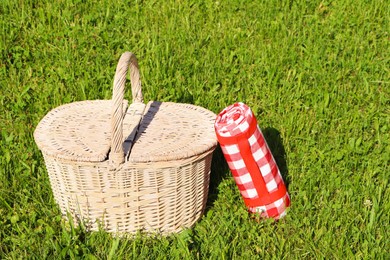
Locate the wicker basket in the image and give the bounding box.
[34,52,217,234]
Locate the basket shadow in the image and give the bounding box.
[262,127,290,189]
[133,101,162,142]
[204,145,230,212]
[123,101,162,157]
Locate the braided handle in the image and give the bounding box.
[109,52,143,168]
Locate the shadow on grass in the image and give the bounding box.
[262,127,290,189]
[205,145,230,211]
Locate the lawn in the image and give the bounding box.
[0,0,389,258]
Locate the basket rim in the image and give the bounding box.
[39,146,216,168]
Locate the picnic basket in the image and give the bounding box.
[34,52,217,234]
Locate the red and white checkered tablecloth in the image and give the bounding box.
[215,102,290,219]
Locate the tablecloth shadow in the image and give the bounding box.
[262,127,290,189]
[205,127,290,213]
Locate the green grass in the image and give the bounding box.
[1,0,389,258]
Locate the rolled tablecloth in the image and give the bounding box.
[215,102,290,219]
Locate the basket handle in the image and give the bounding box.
[109,52,143,168]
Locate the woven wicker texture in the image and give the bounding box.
[128,101,217,163]
[34,52,217,234]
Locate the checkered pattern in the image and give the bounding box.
[247,193,290,219]
[215,102,290,219]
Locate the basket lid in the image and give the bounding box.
[34,100,216,163]
[34,52,217,166]
[127,101,217,163]
[33,100,143,162]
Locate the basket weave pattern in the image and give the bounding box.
[34,52,217,234]
[42,153,212,233]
